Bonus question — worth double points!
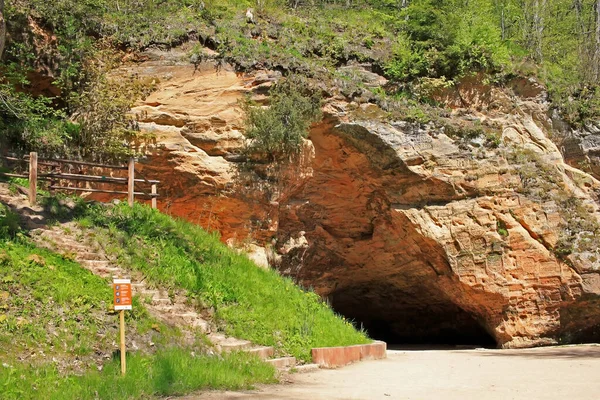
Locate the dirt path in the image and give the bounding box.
[190,345,600,400]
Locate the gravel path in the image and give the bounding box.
[190,345,600,400]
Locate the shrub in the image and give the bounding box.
[385,0,507,83]
[242,76,322,162]
[0,203,20,239]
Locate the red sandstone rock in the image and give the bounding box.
[92,50,600,348]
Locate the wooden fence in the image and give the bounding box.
[0,152,159,208]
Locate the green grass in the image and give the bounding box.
[81,203,370,361]
[0,349,275,400]
[0,239,155,367]
[0,208,276,398]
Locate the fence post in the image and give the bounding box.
[28,152,38,206]
[151,184,157,209]
[128,158,135,207]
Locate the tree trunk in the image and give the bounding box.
[0,0,5,60]
[595,0,600,80]
[501,7,505,40]
[574,0,585,34]
[533,0,545,62]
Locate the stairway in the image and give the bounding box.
[32,223,213,334]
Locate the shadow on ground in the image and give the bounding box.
[474,344,600,359]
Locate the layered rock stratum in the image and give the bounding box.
[112,47,600,348]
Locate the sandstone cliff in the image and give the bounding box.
[115,48,600,348]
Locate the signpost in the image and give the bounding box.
[113,278,132,375]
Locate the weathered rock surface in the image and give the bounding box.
[93,49,279,242]
[115,49,600,348]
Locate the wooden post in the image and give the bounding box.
[127,158,134,207]
[120,310,126,375]
[28,152,37,206]
[151,184,157,209]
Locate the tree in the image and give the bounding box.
[595,0,600,79]
[0,0,5,59]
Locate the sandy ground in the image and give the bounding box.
[185,345,600,400]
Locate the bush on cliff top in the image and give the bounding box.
[3,0,600,162]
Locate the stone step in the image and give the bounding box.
[83,260,111,268]
[137,288,166,296]
[173,311,201,321]
[138,288,169,298]
[219,340,253,352]
[245,346,274,360]
[293,363,320,373]
[94,266,121,273]
[75,252,105,261]
[151,298,172,306]
[131,283,146,289]
[37,234,84,246]
[190,319,211,333]
[170,312,211,332]
[93,268,123,278]
[151,302,189,313]
[208,334,253,352]
[266,357,296,369]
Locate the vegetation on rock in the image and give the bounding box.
[242,77,322,162]
[1,0,599,159]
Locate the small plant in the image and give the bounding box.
[0,204,20,239]
[496,220,509,237]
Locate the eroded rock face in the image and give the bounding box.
[273,88,600,348]
[97,49,281,242]
[118,50,600,348]
[278,120,593,346]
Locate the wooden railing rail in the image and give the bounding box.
[0,152,159,208]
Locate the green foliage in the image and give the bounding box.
[243,77,322,162]
[67,50,156,161]
[81,202,370,361]
[496,220,509,237]
[555,85,600,128]
[0,203,19,239]
[0,65,72,153]
[0,349,275,400]
[385,0,508,82]
[443,122,503,149]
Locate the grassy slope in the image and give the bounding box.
[81,203,370,361]
[0,195,369,398]
[0,203,275,399]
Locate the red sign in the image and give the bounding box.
[113,279,132,310]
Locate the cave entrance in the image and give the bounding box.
[329,282,497,348]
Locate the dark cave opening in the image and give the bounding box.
[329,283,497,348]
